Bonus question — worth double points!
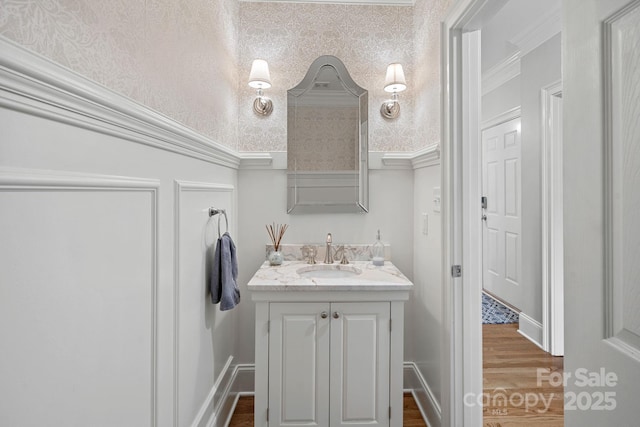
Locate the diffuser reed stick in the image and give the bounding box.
[266,223,288,252]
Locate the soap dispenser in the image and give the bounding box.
[372,230,385,266]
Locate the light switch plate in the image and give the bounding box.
[433,187,441,213]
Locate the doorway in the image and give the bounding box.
[440,1,563,425]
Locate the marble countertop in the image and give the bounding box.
[247,260,414,292]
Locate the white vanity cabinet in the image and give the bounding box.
[268,301,390,427]
[249,261,412,427]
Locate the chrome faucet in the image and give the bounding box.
[324,233,333,264]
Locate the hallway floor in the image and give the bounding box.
[483,323,564,426]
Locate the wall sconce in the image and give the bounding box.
[249,59,273,116]
[380,63,406,119]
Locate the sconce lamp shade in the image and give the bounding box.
[384,63,406,93]
[249,59,272,89]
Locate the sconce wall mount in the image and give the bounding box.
[380,63,406,120]
[249,59,273,116]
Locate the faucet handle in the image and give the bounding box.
[334,245,349,265]
[338,246,350,264]
[302,245,317,264]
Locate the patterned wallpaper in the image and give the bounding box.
[238,2,415,152]
[0,0,448,153]
[0,0,240,150]
[413,0,450,150]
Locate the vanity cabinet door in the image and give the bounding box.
[329,302,390,427]
[268,302,330,427]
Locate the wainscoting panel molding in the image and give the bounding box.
[174,180,236,427]
[380,143,441,169]
[0,167,160,426]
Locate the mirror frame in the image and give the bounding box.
[287,55,368,214]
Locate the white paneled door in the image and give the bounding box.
[482,118,522,309]
[564,0,640,425]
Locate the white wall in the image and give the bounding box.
[480,33,561,323]
[0,43,239,427]
[409,164,443,417]
[236,166,415,364]
[482,76,520,124]
[519,33,561,321]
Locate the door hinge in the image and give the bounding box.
[451,265,462,278]
[389,319,392,332]
[267,320,270,333]
[266,408,269,421]
[389,406,392,419]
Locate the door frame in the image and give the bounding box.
[441,1,488,425]
[541,81,564,356]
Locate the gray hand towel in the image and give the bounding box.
[210,232,240,310]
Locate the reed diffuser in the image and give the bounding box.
[266,223,288,266]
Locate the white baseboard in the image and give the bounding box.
[211,362,439,427]
[188,357,235,427]
[403,362,440,427]
[187,360,256,427]
[518,312,544,350]
[209,364,255,427]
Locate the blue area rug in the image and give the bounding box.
[482,293,519,324]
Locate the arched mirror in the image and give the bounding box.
[287,55,368,214]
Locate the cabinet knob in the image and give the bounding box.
[332,311,340,319]
[320,311,328,319]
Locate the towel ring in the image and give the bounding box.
[208,207,229,238]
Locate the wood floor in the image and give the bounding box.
[483,323,564,427]
[228,324,563,427]
[227,394,427,427]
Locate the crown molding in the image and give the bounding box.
[0,36,241,169]
[482,5,561,96]
[482,52,521,96]
[509,4,561,58]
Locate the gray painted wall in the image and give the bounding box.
[481,33,562,322]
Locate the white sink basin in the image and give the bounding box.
[297,265,362,279]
